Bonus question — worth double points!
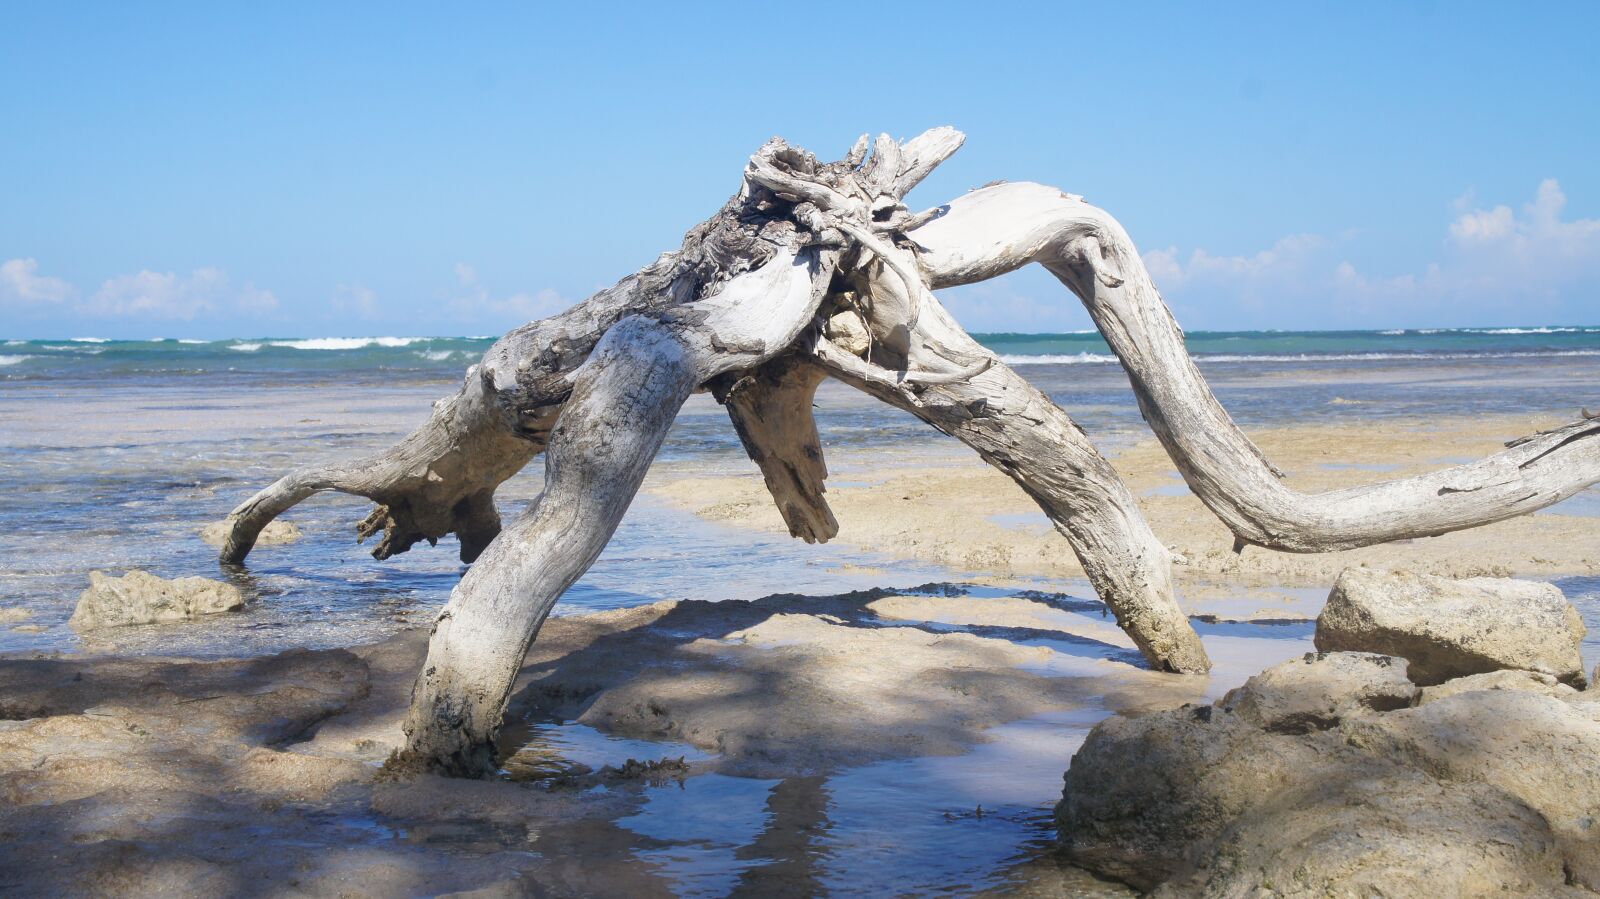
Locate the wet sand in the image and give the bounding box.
[651,413,1600,595]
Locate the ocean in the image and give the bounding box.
[7,326,1600,382]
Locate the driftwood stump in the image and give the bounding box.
[218,128,1600,777]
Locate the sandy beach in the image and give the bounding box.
[652,412,1600,596]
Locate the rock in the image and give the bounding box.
[1417,669,1579,705]
[1314,568,1587,687]
[1058,653,1417,890]
[1154,773,1576,898]
[1057,649,1600,895]
[199,518,301,547]
[1056,701,1338,890]
[0,607,32,624]
[70,570,245,630]
[1345,690,1600,891]
[1218,651,1416,733]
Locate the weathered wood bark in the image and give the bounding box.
[712,359,839,544]
[387,245,840,775]
[909,181,1600,552]
[386,134,979,775]
[804,320,1209,672]
[217,128,1599,777]
[389,319,699,774]
[786,205,1209,673]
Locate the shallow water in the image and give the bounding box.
[492,578,1320,897]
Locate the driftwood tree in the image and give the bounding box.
[219,128,1600,777]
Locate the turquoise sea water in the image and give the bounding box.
[5,326,1600,382]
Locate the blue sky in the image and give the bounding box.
[3,2,1598,338]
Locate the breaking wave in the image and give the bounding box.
[268,337,427,350]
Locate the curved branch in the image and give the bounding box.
[221,367,539,564]
[806,285,1210,674]
[911,182,1600,552]
[392,316,704,776]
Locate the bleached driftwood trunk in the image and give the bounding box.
[218,129,1600,777]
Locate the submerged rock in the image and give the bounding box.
[199,518,301,548]
[70,570,245,629]
[1056,650,1600,895]
[1314,568,1588,686]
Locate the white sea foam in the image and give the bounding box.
[998,353,1119,365]
[269,336,427,350]
[0,355,31,366]
[71,337,110,343]
[4,340,24,346]
[177,338,209,344]
[229,343,263,352]
[1378,329,1405,335]
[419,350,455,362]
[1460,326,1600,335]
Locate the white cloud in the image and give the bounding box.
[0,258,73,305]
[1143,180,1600,327]
[449,263,569,321]
[333,284,380,319]
[84,268,277,319]
[236,285,280,314]
[1143,234,1329,317]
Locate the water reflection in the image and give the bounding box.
[502,710,1137,897]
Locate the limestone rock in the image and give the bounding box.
[200,518,301,548]
[1345,690,1600,890]
[70,570,245,630]
[1057,649,1600,895]
[1417,668,1579,705]
[1154,773,1577,898]
[1314,568,1587,686]
[1056,701,1337,890]
[1218,651,1416,733]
